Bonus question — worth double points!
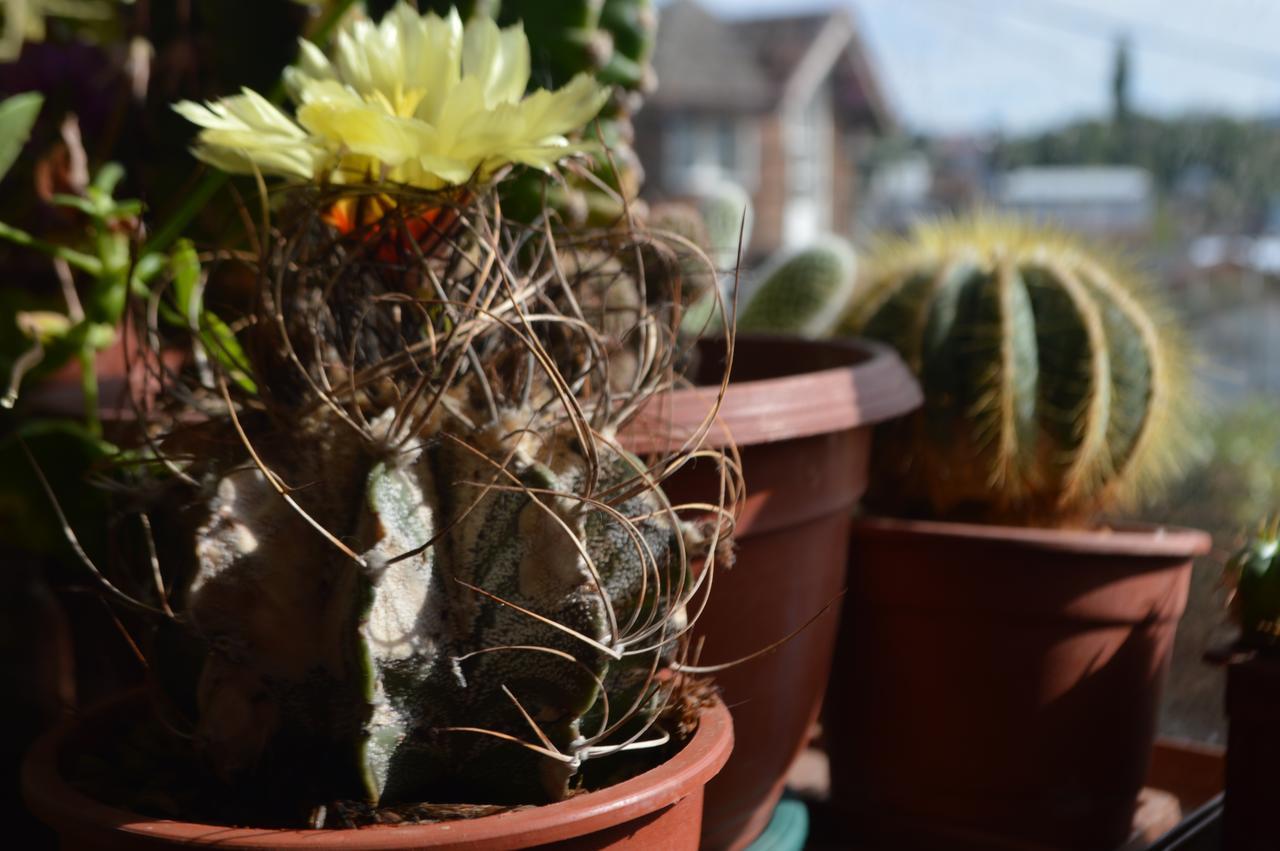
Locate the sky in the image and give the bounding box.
[679,0,1280,134]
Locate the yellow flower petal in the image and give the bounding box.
[461,17,530,108]
[175,89,321,180]
[174,1,607,191]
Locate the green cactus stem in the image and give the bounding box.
[843,215,1193,524]
[187,395,683,808]
[737,237,857,339]
[154,192,714,820]
[1227,523,1280,653]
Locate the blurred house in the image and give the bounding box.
[861,152,940,233]
[636,0,893,259]
[860,135,996,234]
[995,165,1155,238]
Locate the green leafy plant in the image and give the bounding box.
[0,92,250,431]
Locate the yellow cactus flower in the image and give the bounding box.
[174,3,610,191]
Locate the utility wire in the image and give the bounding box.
[1021,0,1280,73]
[931,0,1280,82]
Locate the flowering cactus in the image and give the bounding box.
[175,3,609,189]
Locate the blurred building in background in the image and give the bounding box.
[995,165,1155,239]
[636,0,893,259]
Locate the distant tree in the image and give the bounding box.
[1112,34,1132,129]
[1111,34,1134,161]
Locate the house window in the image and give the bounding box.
[667,116,698,176]
[716,118,738,173]
[663,116,758,192]
[783,83,833,246]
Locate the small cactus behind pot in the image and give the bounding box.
[1227,522,1280,653]
[676,177,754,337]
[843,215,1194,525]
[737,237,858,339]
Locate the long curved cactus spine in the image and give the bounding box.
[146,191,732,818]
[844,216,1192,523]
[191,399,683,805]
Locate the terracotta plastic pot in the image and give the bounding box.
[625,335,921,851]
[22,692,733,850]
[21,334,181,423]
[827,517,1211,851]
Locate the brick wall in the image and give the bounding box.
[832,124,859,236]
[752,115,786,260]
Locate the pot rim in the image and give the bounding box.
[625,334,922,453]
[21,692,733,849]
[853,515,1212,559]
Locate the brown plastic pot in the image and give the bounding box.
[827,517,1211,851]
[21,334,181,423]
[624,335,921,850]
[22,692,733,849]
[1215,647,1280,851]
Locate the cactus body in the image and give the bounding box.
[694,177,754,273]
[187,401,679,807]
[644,202,716,307]
[737,238,857,339]
[844,217,1191,524]
[675,178,753,336]
[1228,529,1280,653]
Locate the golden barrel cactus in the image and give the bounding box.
[843,216,1194,524]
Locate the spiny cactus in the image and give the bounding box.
[843,216,1193,524]
[693,175,754,273]
[134,193,726,823]
[643,202,716,303]
[674,178,753,337]
[188,395,681,807]
[737,237,858,339]
[1227,523,1280,653]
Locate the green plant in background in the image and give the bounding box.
[0,92,249,433]
[675,177,753,337]
[1226,523,1280,653]
[736,237,857,339]
[842,215,1194,524]
[691,173,754,273]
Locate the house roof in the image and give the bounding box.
[649,1,893,129]
[998,166,1154,204]
[647,0,772,113]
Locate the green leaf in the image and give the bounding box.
[130,251,167,296]
[201,312,256,394]
[92,162,125,196]
[0,92,43,184]
[50,193,100,216]
[171,239,201,320]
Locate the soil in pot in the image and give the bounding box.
[624,335,921,851]
[827,517,1210,851]
[22,689,733,850]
